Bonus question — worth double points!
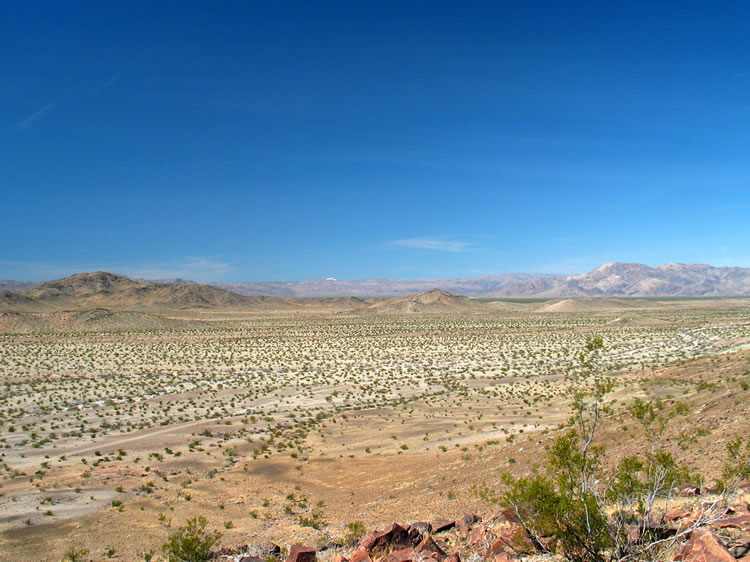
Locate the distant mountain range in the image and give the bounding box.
[2,262,750,299]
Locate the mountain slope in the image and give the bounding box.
[212,273,553,298]
[358,289,485,314]
[1,271,287,311]
[493,263,750,297]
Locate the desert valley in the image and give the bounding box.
[0,269,748,560]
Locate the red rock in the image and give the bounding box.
[407,522,432,544]
[416,535,446,557]
[675,484,700,497]
[358,532,378,551]
[484,525,534,558]
[444,553,461,562]
[286,545,317,562]
[492,555,514,562]
[675,529,734,562]
[349,546,372,562]
[729,540,750,559]
[486,539,511,559]
[717,514,750,530]
[384,547,415,562]
[490,509,519,524]
[462,513,481,526]
[431,519,456,534]
[360,523,411,556]
[664,506,692,521]
[470,525,488,546]
[333,555,348,562]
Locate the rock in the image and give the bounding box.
[492,555,514,562]
[664,506,692,521]
[332,555,348,562]
[407,522,432,544]
[384,547,416,562]
[359,532,378,551]
[349,546,372,562]
[729,540,750,559]
[360,523,411,556]
[444,553,461,562]
[248,543,282,558]
[675,529,734,562]
[286,545,317,562]
[240,557,265,562]
[484,525,534,558]
[415,535,446,557]
[470,525,488,546]
[675,484,700,496]
[717,514,750,530]
[431,519,456,534]
[462,513,481,527]
[490,509,519,524]
[486,539,511,559]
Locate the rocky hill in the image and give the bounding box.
[0,271,286,311]
[493,262,750,297]
[359,289,485,314]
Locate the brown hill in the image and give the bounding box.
[2,271,289,311]
[359,289,485,314]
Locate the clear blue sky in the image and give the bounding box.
[2,1,749,282]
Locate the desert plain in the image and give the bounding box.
[0,284,749,560]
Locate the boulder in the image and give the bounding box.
[675,529,734,562]
[664,506,692,522]
[462,513,482,527]
[729,540,750,559]
[444,553,461,562]
[248,543,282,558]
[384,547,416,562]
[717,514,750,530]
[349,546,372,562]
[490,509,519,524]
[415,535,446,557]
[675,484,700,497]
[470,525,488,546]
[407,521,432,544]
[359,523,411,556]
[484,525,534,558]
[286,545,317,562]
[431,519,456,534]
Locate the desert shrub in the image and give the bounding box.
[345,520,367,542]
[492,336,746,561]
[162,516,221,562]
[62,546,90,561]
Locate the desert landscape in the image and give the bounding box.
[0,272,748,560]
[6,4,750,559]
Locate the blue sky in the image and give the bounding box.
[2,1,749,282]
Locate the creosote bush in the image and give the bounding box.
[486,336,749,562]
[162,516,222,562]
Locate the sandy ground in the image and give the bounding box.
[0,304,749,560]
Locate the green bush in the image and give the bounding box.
[492,336,746,561]
[162,516,221,562]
